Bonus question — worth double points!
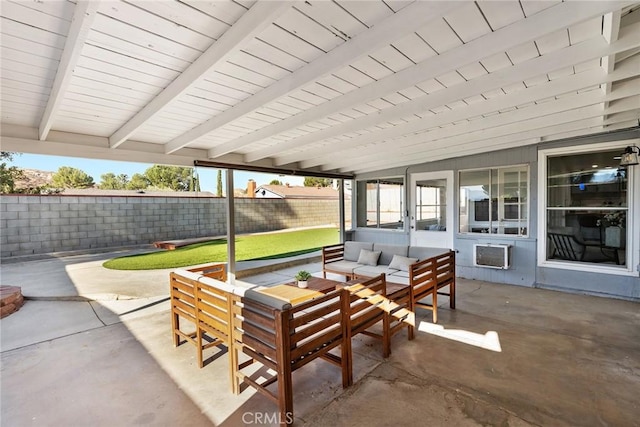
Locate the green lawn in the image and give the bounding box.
[102,227,340,270]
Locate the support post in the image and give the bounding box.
[339,178,346,243]
[225,169,236,284]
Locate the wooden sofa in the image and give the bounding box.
[322,241,451,282]
[323,243,456,324]
[231,287,350,424]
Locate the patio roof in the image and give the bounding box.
[1,1,639,176]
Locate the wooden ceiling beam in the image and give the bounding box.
[38,1,100,141]
[304,62,640,170]
[241,1,634,163]
[108,1,290,149]
[276,24,640,167]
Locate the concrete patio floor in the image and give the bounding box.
[1,250,639,426]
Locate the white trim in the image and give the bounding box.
[457,164,530,238]
[410,171,454,249]
[537,139,640,276]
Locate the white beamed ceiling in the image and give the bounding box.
[1,0,639,176]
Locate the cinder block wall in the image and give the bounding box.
[0,195,348,258]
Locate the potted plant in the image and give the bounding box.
[598,211,627,248]
[295,270,312,288]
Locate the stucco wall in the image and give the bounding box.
[0,195,347,258]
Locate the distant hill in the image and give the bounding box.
[14,169,54,190]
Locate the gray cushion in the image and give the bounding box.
[357,249,381,266]
[324,260,360,274]
[386,273,409,285]
[344,241,374,261]
[244,289,292,310]
[388,255,418,271]
[373,243,408,265]
[353,265,398,278]
[389,270,410,278]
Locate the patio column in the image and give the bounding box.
[225,169,236,284]
[339,178,346,243]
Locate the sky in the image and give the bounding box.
[7,153,304,193]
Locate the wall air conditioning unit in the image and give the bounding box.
[474,244,512,269]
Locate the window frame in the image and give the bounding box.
[537,141,639,276]
[355,176,405,231]
[458,164,530,237]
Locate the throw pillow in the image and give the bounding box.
[388,254,418,272]
[357,249,381,266]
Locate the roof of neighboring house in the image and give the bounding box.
[59,189,217,197]
[255,185,339,199]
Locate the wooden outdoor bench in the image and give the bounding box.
[231,288,350,425]
[170,263,234,374]
[408,250,456,325]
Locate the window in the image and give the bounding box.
[545,149,627,268]
[459,166,528,236]
[415,178,447,231]
[356,178,404,229]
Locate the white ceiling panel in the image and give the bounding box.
[415,18,462,54]
[443,2,492,43]
[1,0,638,176]
[478,1,525,30]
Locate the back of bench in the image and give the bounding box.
[432,250,455,289]
[235,289,347,372]
[232,288,349,423]
[186,262,227,281]
[322,243,345,264]
[170,271,198,329]
[344,274,386,337]
[195,276,234,345]
[409,257,438,302]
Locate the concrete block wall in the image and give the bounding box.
[0,195,347,258]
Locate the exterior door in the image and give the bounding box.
[410,171,454,249]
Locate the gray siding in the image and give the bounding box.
[355,128,640,301]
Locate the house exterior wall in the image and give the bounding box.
[0,196,347,258]
[354,128,640,301]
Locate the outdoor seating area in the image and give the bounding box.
[1,1,639,425]
[1,250,639,426]
[167,244,456,424]
[170,261,415,423]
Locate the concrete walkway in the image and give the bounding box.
[1,250,639,426]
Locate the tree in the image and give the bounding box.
[127,173,149,190]
[143,165,192,191]
[303,177,332,187]
[52,166,94,188]
[216,170,223,197]
[190,170,201,192]
[0,152,24,194]
[269,179,283,185]
[99,173,129,190]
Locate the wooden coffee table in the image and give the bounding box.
[285,276,344,294]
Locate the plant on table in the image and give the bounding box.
[295,270,312,288]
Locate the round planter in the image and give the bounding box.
[297,280,308,289]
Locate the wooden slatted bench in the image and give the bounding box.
[406,250,456,325]
[231,288,350,425]
[170,263,234,372]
